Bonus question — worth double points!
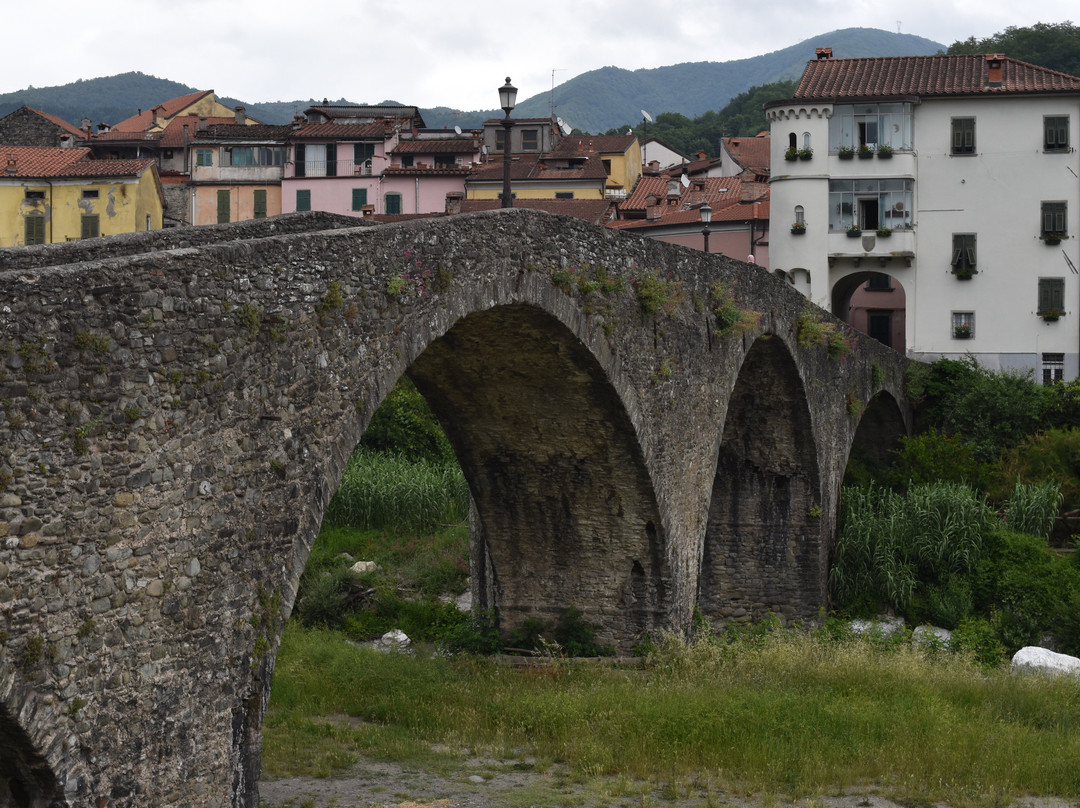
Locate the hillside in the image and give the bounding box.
[0,28,943,135]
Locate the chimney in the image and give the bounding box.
[445,192,463,215]
[199,117,207,131]
[666,179,681,199]
[816,47,833,59]
[696,150,707,160]
[646,200,662,221]
[5,153,16,175]
[234,106,247,125]
[153,105,165,128]
[986,54,1005,88]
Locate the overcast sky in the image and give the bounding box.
[5,1,1076,112]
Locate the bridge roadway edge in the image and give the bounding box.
[0,210,912,806]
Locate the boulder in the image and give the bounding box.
[349,560,379,575]
[913,625,952,646]
[379,629,411,651]
[1011,646,1080,677]
[850,615,905,637]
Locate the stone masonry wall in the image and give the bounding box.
[0,209,912,806]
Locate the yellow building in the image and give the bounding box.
[466,132,641,202]
[0,147,164,247]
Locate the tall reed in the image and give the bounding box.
[324,447,470,532]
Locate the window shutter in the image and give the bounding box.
[326,143,337,177]
[1039,280,1052,313]
[351,188,367,210]
[81,215,99,239]
[385,193,401,214]
[950,243,962,266]
[217,190,230,224]
[965,236,976,266]
[1052,279,1065,311]
[296,189,311,212]
[253,189,267,219]
[25,215,45,245]
[295,144,306,178]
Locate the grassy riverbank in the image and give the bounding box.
[263,619,1080,806]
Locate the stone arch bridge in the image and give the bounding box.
[0,211,912,807]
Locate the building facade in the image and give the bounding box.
[767,52,1080,381]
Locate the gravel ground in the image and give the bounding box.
[258,756,1078,808]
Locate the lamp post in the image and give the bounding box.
[498,77,517,208]
[700,203,712,253]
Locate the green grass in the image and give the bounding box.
[263,623,1080,805]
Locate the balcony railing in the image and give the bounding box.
[295,159,375,178]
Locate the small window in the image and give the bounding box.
[951,234,977,272]
[216,189,230,224]
[25,190,45,200]
[1044,116,1069,151]
[1042,353,1065,385]
[385,192,402,215]
[555,192,574,199]
[794,205,805,225]
[82,189,99,199]
[952,311,974,339]
[788,132,797,149]
[354,142,375,169]
[435,155,456,168]
[253,189,267,219]
[296,189,311,212]
[521,129,538,150]
[602,159,611,175]
[400,155,414,168]
[145,214,152,231]
[195,148,213,167]
[494,130,506,152]
[802,132,811,149]
[866,274,892,291]
[25,214,45,245]
[351,187,367,211]
[1042,201,1067,236]
[81,214,99,239]
[1038,278,1065,315]
[952,118,975,154]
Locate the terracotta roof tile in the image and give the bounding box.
[621,175,758,212]
[289,122,389,139]
[195,123,295,141]
[551,135,636,155]
[393,138,479,154]
[723,135,770,175]
[793,54,1080,99]
[109,90,214,132]
[1,146,154,178]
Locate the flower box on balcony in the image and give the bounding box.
[1042,233,1063,245]
[954,326,972,339]
[846,226,863,238]
[953,268,974,280]
[798,148,813,160]
[837,147,856,159]
[1041,310,1063,322]
[784,147,799,161]
[876,227,893,237]
[857,145,874,159]
[877,145,894,158]
[791,223,807,234]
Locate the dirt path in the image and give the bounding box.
[258,759,1075,808]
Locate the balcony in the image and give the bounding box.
[828,228,915,267]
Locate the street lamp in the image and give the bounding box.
[499,77,517,208]
[700,203,712,253]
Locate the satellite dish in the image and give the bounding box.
[680,175,690,188]
[641,110,654,123]
[627,128,633,135]
[561,122,572,136]
[481,144,489,157]
[454,125,462,135]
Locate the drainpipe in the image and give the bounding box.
[415,176,420,214]
[47,180,54,243]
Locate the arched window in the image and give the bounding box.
[803,132,812,149]
[795,205,805,224]
[788,133,797,149]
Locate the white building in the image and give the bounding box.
[766,50,1080,382]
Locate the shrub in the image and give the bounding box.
[1003,479,1063,540]
[992,428,1080,511]
[885,428,989,492]
[360,376,455,465]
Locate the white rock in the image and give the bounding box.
[913,625,952,646]
[349,560,379,575]
[1011,646,1080,677]
[850,616,906,637]
[379,629,411,650]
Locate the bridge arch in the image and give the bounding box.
[698,333,823,625]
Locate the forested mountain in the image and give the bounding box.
[0,28,941,136]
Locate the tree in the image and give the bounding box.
[947,22,1080,76]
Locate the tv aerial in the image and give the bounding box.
[557,116,572,136]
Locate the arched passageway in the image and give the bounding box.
[408,304,668,646]
[698,335,823,625]
[831,271,907,350]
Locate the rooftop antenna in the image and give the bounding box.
[896,20,902,34]
[550,68,567,118]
